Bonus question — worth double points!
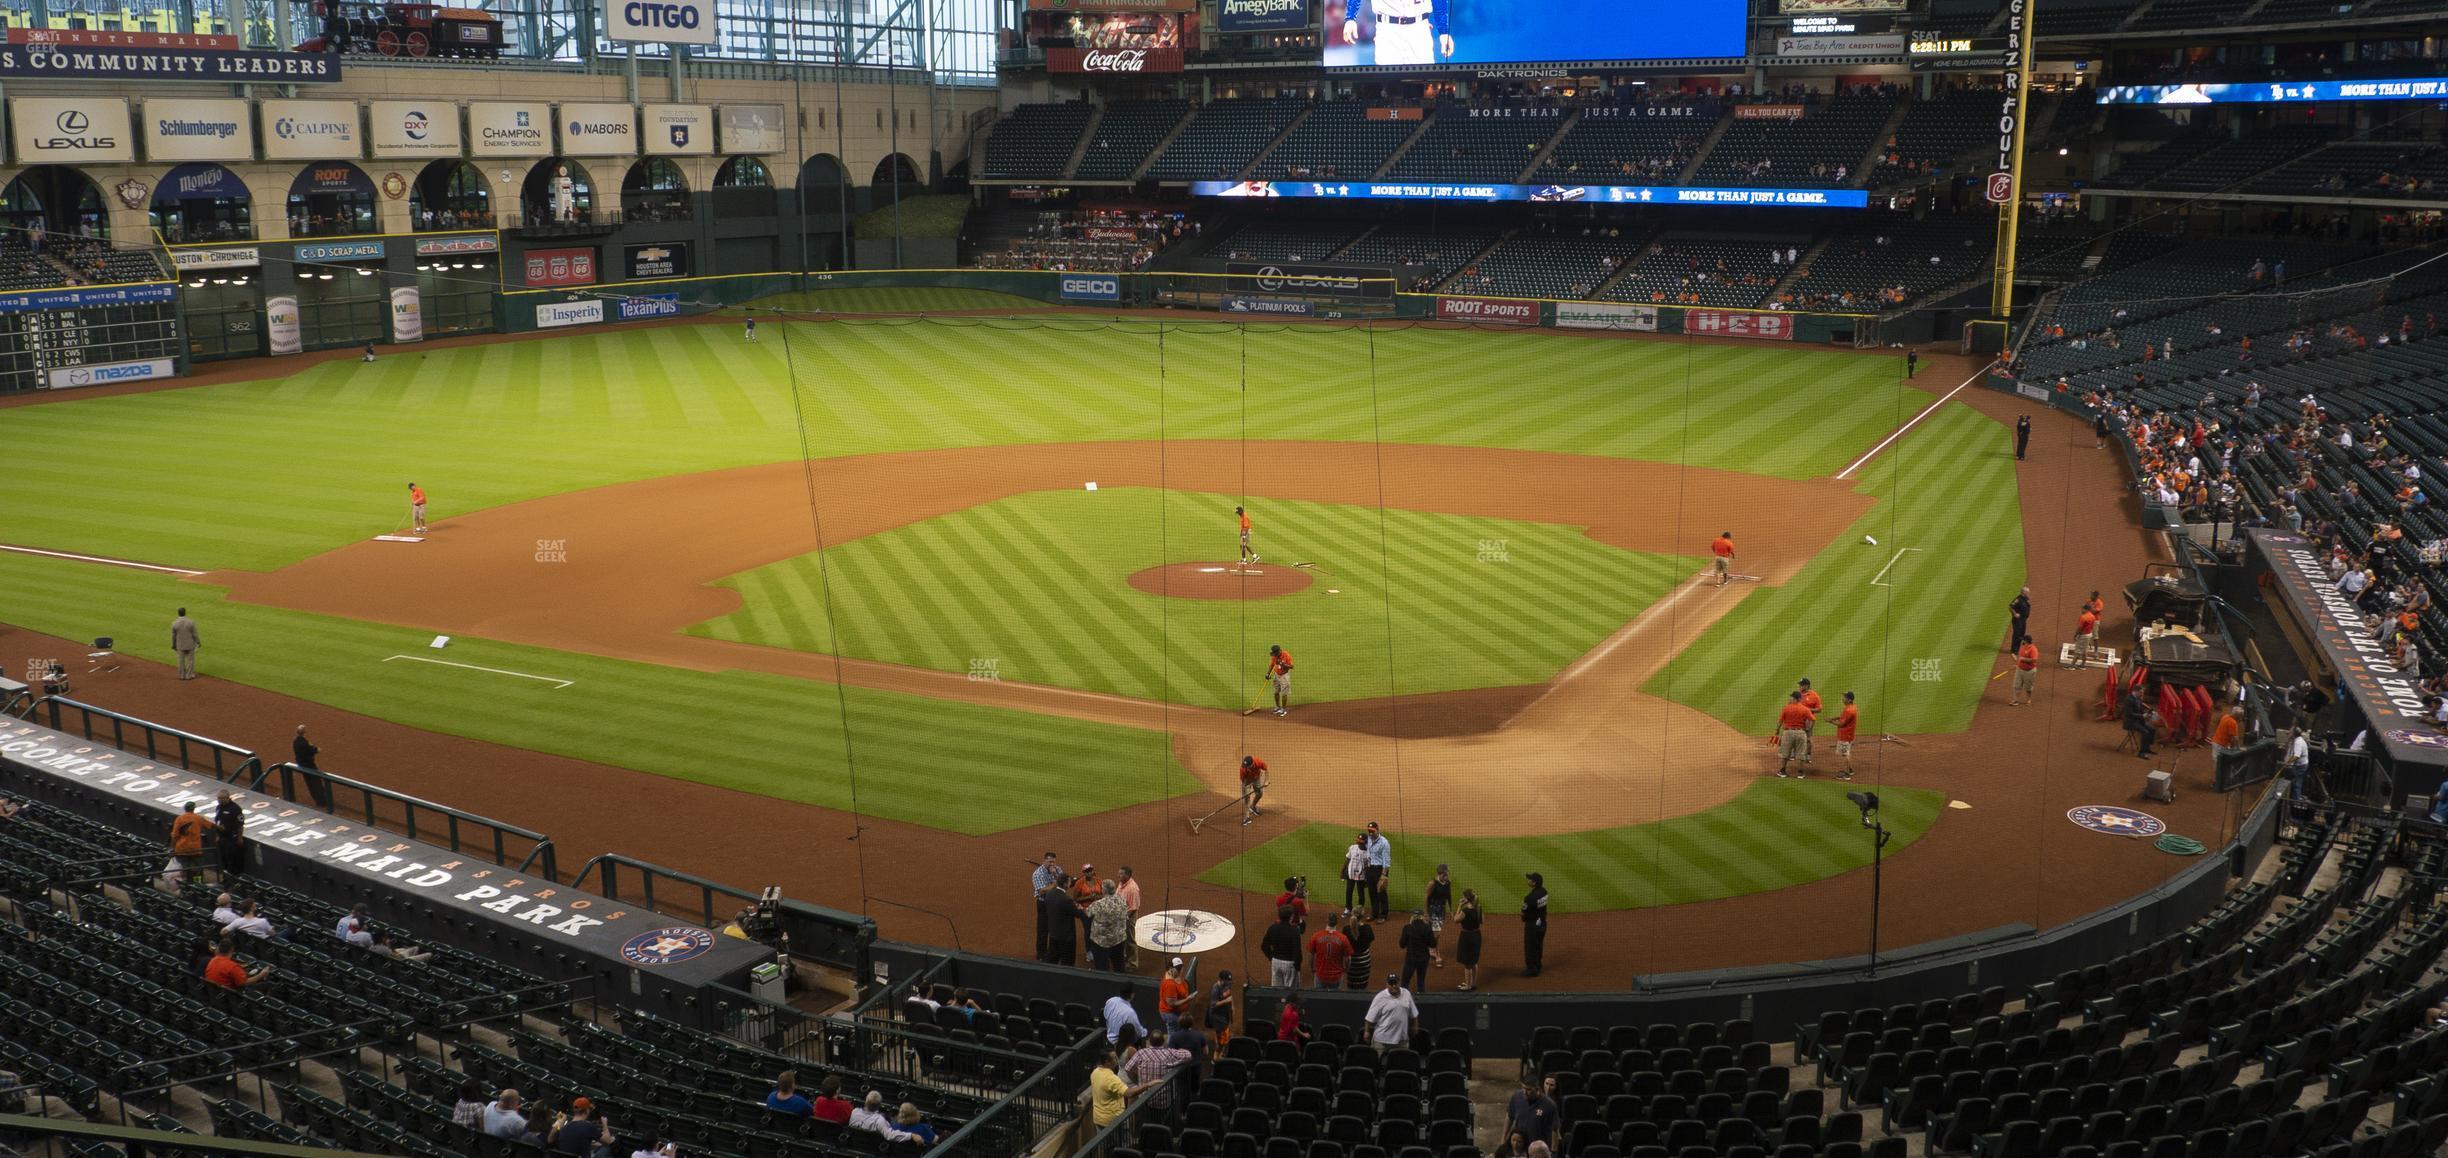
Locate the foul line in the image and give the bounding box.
[1868,547,1922,587]
[380,654,573,689]
[1834,362,1993,481]
[0,542,204,576]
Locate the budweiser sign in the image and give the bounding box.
[1436,296,1539,325]
[1049,46,1183,72]
[1085,227,1142,241]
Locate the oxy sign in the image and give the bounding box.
[604,0,714,45]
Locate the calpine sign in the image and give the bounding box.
[1049,46,1182,73]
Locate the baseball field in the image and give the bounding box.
[0,305,2038,935]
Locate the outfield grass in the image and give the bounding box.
[1645,405,2023,735]
[689,487,1694,707]
[0,324,1919,574]
[1199,779,1946,915]
[0,550,1188,834]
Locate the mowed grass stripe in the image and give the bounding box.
[0,549,1188,834]
[694,488,1693,708]
[1200,780,1947,913]
[1649,405,2022,736]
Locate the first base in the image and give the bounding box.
[1085,481,1099,491]
[373,535,423,543]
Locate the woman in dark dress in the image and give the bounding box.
[1455,890,1483,992]
[1345,911,1374,990]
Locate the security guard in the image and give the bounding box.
[1520,872,1549,978]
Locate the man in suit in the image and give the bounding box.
[170,608,201,680]
[1520,872,1549,977]
[293,724,334,810]
[2015,414,2033,460]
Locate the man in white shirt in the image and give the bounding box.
[226,900,277,940]
[334,905,375,948]
[212,894,241,927]
[1362,973,1419,1052]
[2283,728,2311,798]
[847,1091,915,1142]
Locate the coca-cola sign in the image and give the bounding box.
[1049,46,1183,73]
[1436,296,1539,325]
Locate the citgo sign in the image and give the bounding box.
[605,0,715,45]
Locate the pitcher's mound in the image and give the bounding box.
[1128,562,1314,600]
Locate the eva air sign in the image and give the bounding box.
[605,0,714,45]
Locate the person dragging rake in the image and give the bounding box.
[1187,754,1270,834]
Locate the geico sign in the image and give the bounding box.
[622,2,700,30]
[1060,277,1119,296]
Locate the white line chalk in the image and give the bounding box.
[381,654,573,689]
[1869,547,1922,587]
[0,543,204,576]
[1835,363,1993,481]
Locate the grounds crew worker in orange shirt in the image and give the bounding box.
[2074,606,2101,664]
[2011,635,2040,706]
[1773,690,1816,778]
[1240,755,1269,825]
[409,482,428,535]
[1711,532,1736,587]
[1266,645,1295,716]
[1796,679,1823,762]
[1238,506,1258,564]
[166,801,217,888]
[1833,692,1860,781]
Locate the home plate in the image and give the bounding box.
[373,535,423,543]
[1197,566,1225,573]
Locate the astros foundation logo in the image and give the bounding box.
[2066,805,2167,837]
[620,926,717,966]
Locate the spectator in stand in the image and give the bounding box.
[1158,958,1192,1030]
[1363,973,1420,1053]
[1263,904,1303,986]
[213,892,242,927]
[1398,907,1436,992]
[767,1071,815,1117]
[1275,875,1309,932]
[1204,969,1236,1046]
[335,904,374,947]
[549,1097,613,1156]
[521,1104,554,1146]
[812,1075,854,1125]
[451,1079,490,1131]
[226,899,278,940]
[894,1104,937,1147]
[1087,1048,1158,1130]
[165,800,216,888]
[1344,909,1375,991]
[203,938,268,989]
[1307,911,1353,989]
[1506,1073,1562,1153]
[1103,981,1146,1045]
[849,1093,915,1142]
[1278,989,1311,1044]
[1116,865,1142,968]
[1122,1028,1193,1105]
[481,1090,528,1139]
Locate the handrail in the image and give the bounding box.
[0,1114,390,1156]
[931,1025,1105,1157]
[34,696,261,785]
[1067,1064,1192,1158]
[264,762,556,881]
[568,852,874,971]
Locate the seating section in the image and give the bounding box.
[1265,101,1421,180]
[2250,0,2359,17]
[2102,132,2228,190]
[1384,106,1570,184]
[1121,1027,1478,1158]
[2249,140,2448,200]
[1538,104,1718,185]
[1145,99,1306,182]
[1445,231,1642,301]
[1207,219,1366,264]
[1690,92,1894,188]
[1923,0,2004,32]
[1781,217,1994,312]
[1337,226,1501,292]
[2127,0,2256,30]
[979,107,1079,180]
[2035,0,2135,34]
[1598,234,1798,309]
[981,102,1094,181]
[2148,125,2338,193]
[1075,99,1189,182]
[0,793,1027,1158]
[1875,91,2003,183]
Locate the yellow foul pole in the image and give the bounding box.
[1988,0,2039,320]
